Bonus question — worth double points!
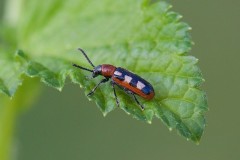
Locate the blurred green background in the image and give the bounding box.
[1,0,240,160]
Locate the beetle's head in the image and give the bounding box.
[92,65,102,78]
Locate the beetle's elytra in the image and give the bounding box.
[73,48,155,110]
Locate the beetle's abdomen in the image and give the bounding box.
[112,67,155,100]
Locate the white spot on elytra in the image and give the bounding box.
[114,71,122,76]
[124,75,132,83]
[137,81,145,89]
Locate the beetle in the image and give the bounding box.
[72,48,155,110]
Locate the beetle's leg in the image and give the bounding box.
[131,93,144,110]
[114,84,145,110]
[87,78,109,96]
[111,81,120,107]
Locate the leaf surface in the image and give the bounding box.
[0,0,208,142]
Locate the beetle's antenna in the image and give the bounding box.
[78,48,95,68]
[72,64,93,72]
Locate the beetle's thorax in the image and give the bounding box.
[101,64,116,78]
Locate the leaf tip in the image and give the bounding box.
[87,96,93,101]
[57,87,63,92]
[147,120,152,124]
[102,111,108,117]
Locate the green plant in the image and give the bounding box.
[0,0,208,159]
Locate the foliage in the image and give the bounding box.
[0,2,208,158]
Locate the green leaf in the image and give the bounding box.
[0,51,25,97]
[1,0,208,143]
